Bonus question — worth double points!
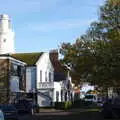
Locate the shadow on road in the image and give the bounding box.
[19,108,117,120]
[34,109,104,120]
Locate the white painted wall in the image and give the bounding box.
[0,14,14,54]
[37,90,52,107]
[35,53,55,106]
[37,82,63,107]
[25,52,71,106]
[26,66,36,93]
[53,82,62,102]
[36,53,71,104]
[36,53,54,85]
[25,53,55,106]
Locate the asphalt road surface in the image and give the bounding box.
[18,108,117,120]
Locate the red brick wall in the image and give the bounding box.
[0,59,9,103]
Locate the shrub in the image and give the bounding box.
[72,99,94,108]
[54,101,72,110]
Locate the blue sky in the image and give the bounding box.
[0,0,105,53]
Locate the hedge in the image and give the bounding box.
[72,99,96,108]
[54,101,72,110]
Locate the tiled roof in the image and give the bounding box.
[51,60,66,72]
[49,52,67,81]
[12,52,43,66]
[52,60,67,81]
[49,51,66,73]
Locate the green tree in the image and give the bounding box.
[88,0,120,87]
[60,0,120,87]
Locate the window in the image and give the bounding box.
[11,63,18,76]
[49,72,51,82]
[56,91,59,102]
[61,90,63,102]
[40,70,42,82]
[45,71,47,82]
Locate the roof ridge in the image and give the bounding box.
[12,52,44,54]
[11,52,44,65]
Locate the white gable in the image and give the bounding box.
[36,52,54,84]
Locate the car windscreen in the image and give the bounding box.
[85,95,94,99]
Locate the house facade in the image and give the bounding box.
[37,50,73,107]
[13,51,73,107]
[12,52,54,107]
[0,54,26,104]
[49,50,73,103]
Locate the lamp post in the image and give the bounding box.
[64,64,72,101]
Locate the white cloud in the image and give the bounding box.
[26,19,95,32]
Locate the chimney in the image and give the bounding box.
[49,49,59,61]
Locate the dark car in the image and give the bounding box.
[0,104,18,120]
[101,96,120,119]
[14,99,39,114]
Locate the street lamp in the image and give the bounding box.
[64,64,72,101]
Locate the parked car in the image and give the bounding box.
[0,104,18,120]
[97,97,103,107]
[84,94,97,102]
[14,99,39,114]
[101,96,120,119]
[0,109,4,120]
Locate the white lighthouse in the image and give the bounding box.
[0,14,15,54]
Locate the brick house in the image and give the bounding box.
[0,54,26,104]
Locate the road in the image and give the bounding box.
[18,108,117,120]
